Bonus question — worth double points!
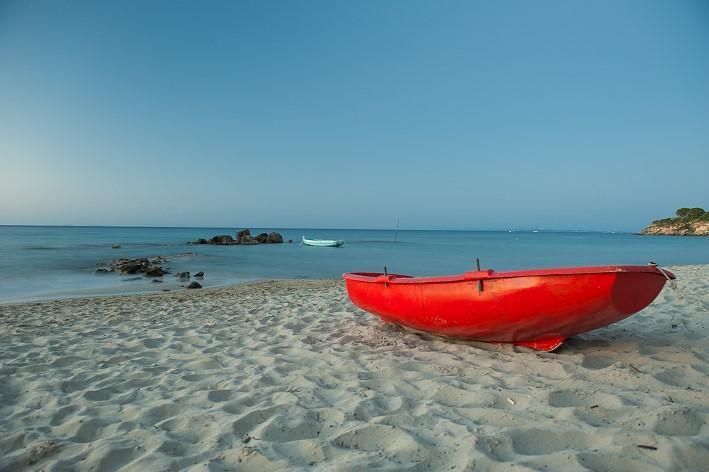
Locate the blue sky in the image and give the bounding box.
[0,0,707,231]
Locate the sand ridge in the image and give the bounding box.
[0,266,707,471]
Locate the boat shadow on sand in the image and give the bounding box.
[341,314,691,358]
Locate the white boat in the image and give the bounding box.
[302,236,344,247]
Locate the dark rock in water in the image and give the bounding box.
[267,232,284,243]
[176,271,190,280]
[152,279,163,283]
[236,229,251,244]
[186,281,202,289]
[144,266,166,277]
[189,229,283,246]
[118,262,144,274]
[98,256,174,277]
[195,271,204,277]
[210,235,235,245]
[236,229,258,245]
[240,235,258,245]
[113,258,150,274]
[112,244,121,249]
[162,289,170,292]
[288,239,293,243]
[121,276,143,281]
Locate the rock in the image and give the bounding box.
[288,239,293,243]
[194,271,204,277]
[144,266,166,277]
[97,256,174,276]
[240,235,258,245]
[121,276,143,281]
[186,281,202,289]
[152,279,163,283]
[114,258,149,274]
[267,232,284,243]
[189,230,285,245]
[117,262,144,274]
[176,271,190,281]
[210,235,235,245]
[236,229,251,244]
[112,244,121,249]
[640,221,709,236]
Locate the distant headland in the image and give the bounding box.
[640,207,709,236]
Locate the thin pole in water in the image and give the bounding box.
[394,217,400,242]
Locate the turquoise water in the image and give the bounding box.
[1,226,707,303]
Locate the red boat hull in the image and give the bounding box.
[343,266,674,351]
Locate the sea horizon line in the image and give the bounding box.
[0,224,633,234]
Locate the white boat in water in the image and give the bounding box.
[302,236,344,247]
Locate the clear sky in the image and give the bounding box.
[1,0,707,231]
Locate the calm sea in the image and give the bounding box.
[1,226,707,303]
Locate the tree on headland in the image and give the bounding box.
[653,207,708,225]
[675,208,691,218]
[674,207,707,221]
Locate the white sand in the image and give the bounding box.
[0,265,707,471]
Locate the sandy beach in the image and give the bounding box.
[1,265,707,471]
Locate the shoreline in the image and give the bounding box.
[0,276,266,307]
[1,266,707,470]
[1,262,700,307]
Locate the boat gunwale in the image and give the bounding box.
[343,265,675,284]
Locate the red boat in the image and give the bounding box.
[343,265,674,351]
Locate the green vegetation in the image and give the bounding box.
[652,207,709,225]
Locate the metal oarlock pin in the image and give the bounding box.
[476,258,483,293]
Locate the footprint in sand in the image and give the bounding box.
[257,416,322,442]
[508,428,600,456]
[232,406,281,437]
[581,355,616,370]
[548,389,623,409]
[333,424,418,452]
[654,408,704,436]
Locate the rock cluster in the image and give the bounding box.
[95,254,207,290]
[190,229,284,245]
[95,257,168,277]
